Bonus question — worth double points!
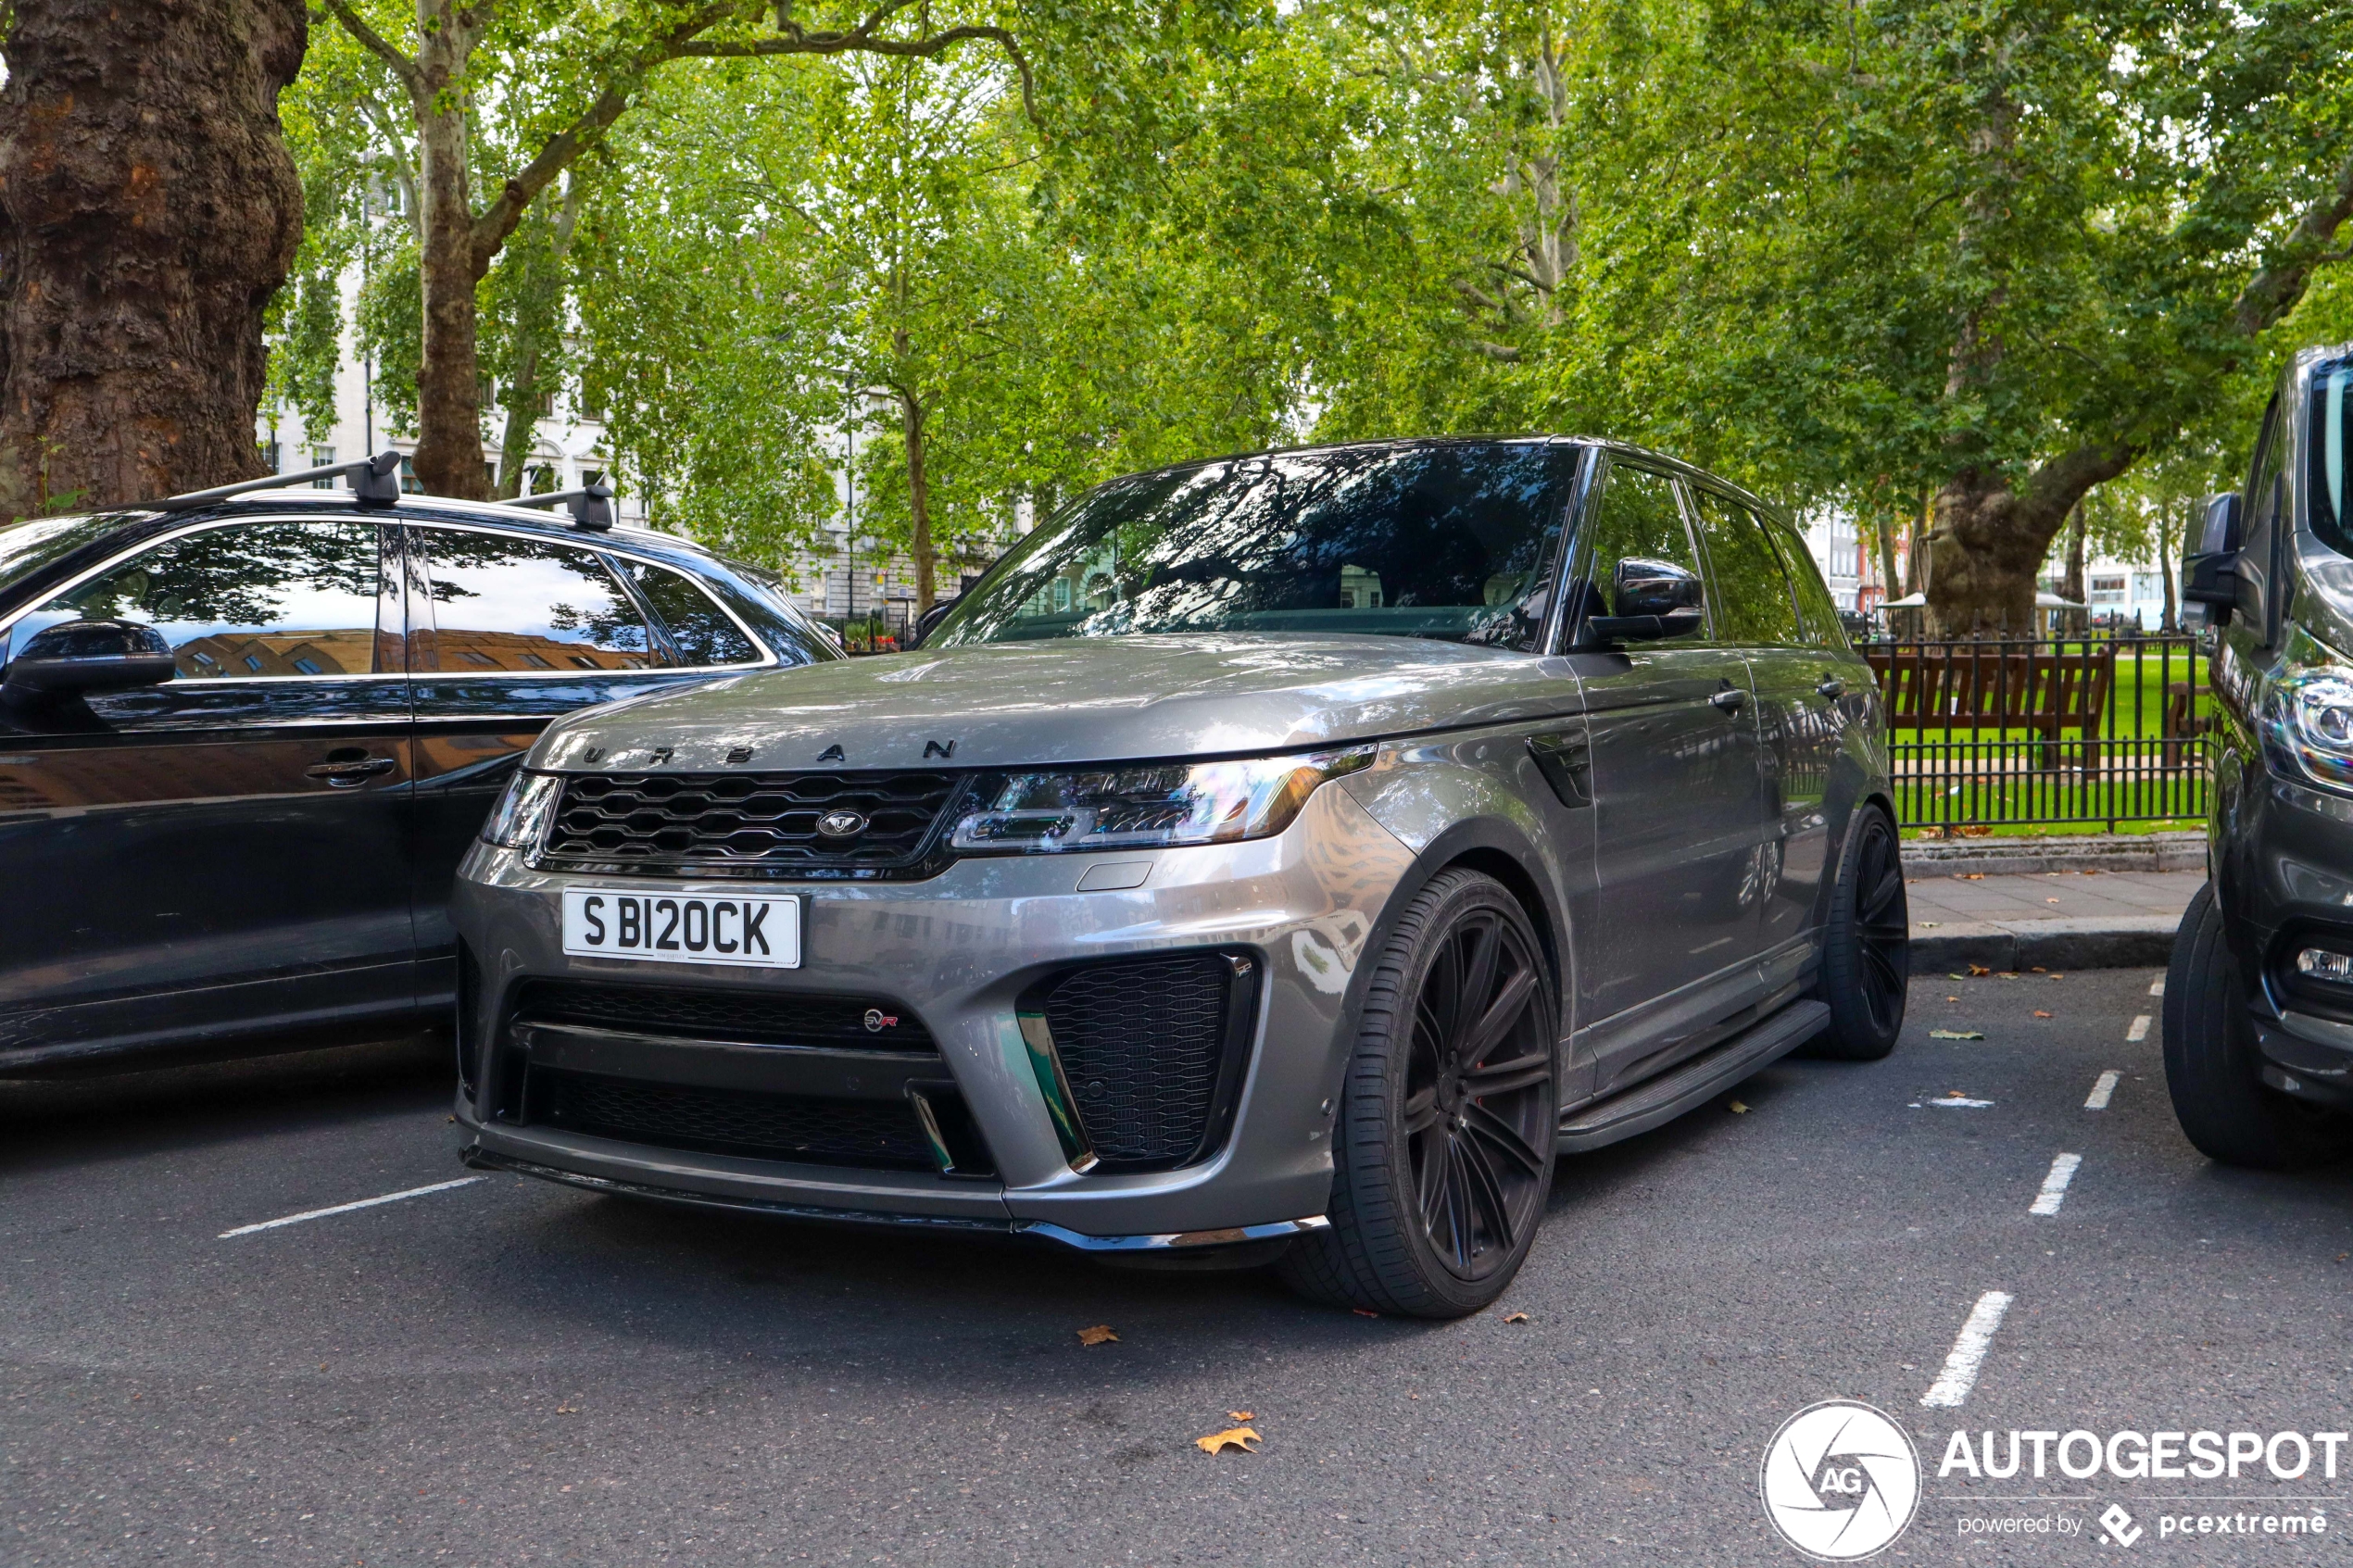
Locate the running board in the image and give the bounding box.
[1556,999,1830,1153]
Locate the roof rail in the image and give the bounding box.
[509,480,615,532]
[160,449,404,511]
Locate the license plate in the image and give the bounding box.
[560,889,801,969]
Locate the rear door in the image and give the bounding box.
[1565,461,1776,1092]
[0,515,415,1064]
[1687,484,1831,976]
[401,521,770,999]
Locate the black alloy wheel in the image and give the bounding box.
[1281,868,1558,1317]
[1807,805,1909,1060]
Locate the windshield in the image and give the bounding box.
[2313,357,2353,559]
[930,442,1575,649]
[0,512,147,588]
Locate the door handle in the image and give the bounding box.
[306,756,397,788]
[1708,688,1748,713]
[1816,676,1845,698]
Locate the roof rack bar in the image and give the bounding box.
[509,481,615,532]
[160,449,404,511]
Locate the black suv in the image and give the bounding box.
[2171,343,2353,1162]
[0,456,836,1073]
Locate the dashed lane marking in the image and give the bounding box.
[1921,1291,2015,1409]
[2084,1071,2120,1110]
[2149,976,2165,997]
[2029,1153,2082,1216]
[219,1177,484,1239]
[2126,1014,2152,1042]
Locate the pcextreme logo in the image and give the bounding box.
[1760,1400,1923,1561]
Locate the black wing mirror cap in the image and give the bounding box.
[908,601,955,649]
[2,620,176,705]
[2183,492,2241,620]
[1580,558,1704,642]
[1585,607,1705,642]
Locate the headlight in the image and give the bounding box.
[2266,670,2353,791]
[948,745,1375,854]
[481,769,563,849]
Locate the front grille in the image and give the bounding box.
[538,1069,936,1170]
[512,980,933,1050]
[540,771,963,877]
[1040,954,1246,1170]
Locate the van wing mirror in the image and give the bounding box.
[2,620,176,707]
[2183,492,2240,622]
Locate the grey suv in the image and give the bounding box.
[450,437,1906,1316]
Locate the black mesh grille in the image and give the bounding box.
[540,771,962,875]
[539,1069,935,1170]
[1043,955,1238,1168]
[513,980,933,1050]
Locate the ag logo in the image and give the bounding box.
[1759,1400,1920,1561]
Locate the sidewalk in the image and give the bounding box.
[1906,863,2198,971]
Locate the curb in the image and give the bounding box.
[1911,915,2178,972]
[1901,831,2206,878]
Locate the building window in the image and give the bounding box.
[258,437,282,472]
[2090,574,2128,605]
[243,654,264,671]
[309,446,335,489]
[290,657,321,675]
[400,457,423,495]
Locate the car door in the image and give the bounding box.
[1687,484,1831,978]
[401,521,769,1002]
[1562,460,1775,1093]
[0,514,416,1066]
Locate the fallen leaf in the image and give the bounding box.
[1353,1308,1378,1318]
[1964,872,1985,880]
[1947,995,1960,1001]
[1227,1410,1254,1422]
[1968,964,1992,976]
[1728,1099,1750,1114]
[2049,973,2065,980]
[1947,972,1969,980]
[2031,967,2047,973]
[1929,1029,1984,1040]
[1503,1312,1529,1324]
[2045,897,2061,904]
[1196,1426,1262,1455]
[2033,1010,2053,1019]
[1076,1324,1118,1346]
[1997,972,2020,980]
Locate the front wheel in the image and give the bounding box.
[1806,804,1908,1060]
[1279,869,1559,1318]
[2163,881,2347,1169]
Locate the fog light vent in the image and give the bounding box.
[2295,948,2353,985]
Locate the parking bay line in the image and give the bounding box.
[2127,1013,2152,1042]
[2029,1153,2082,1216]
[1921,1291,2016,1409]
[219,1176,484,1239]
[2084,1071,2120,1110]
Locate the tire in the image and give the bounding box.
[1806,804,1908,1060]
[2163,881,2347,1169]
[1279,868,1559,1319]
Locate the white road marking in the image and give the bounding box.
[219,1177,484,1238]
[2084,1071,2121,1110]
[2126,1014,2152,1042]
[2149,976,2166,997]
[1921,1291,2016,1409]
[2029,1153,2082,1216]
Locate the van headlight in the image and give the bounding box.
[482,769,563,849]
[948,745,1375,854]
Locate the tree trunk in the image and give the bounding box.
[899,390,936,615]
[1926,445,2133,635]
[411,3,489,500]
[0,0,305,517]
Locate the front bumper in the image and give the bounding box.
[2226,771,2353,1107]
[449,783,1417,1239]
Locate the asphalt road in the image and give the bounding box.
[6,969,2353,1566]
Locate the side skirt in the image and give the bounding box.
[1555,999,1830,1153]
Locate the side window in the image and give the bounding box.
[611,558,762,667]
[1689,486,1801,646]
[16,519,386,679]
[416,528,661,672]
[1767,523,1851,650]
[1567,463,1705,644]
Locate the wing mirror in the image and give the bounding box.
[907,600,955,649]
[1584,558,1705,642]
[2183,491,2241,626]
[2,620,176,707]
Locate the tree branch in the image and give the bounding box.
[2231,148,2353,339]
[680,18,1039,131]
[316,0,420,93]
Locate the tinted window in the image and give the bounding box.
[2309,361,2353,556]
[417,528,657,671]
[613,558,761,667]
[1567,464,1705,645]
[1767,524,1850,650]
[1690,486,1800,646]
[930,443,1570,651]
[14,519,384,678]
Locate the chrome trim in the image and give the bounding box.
[1011,1216,1331,1252]
[1014,1008,1099,1173]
